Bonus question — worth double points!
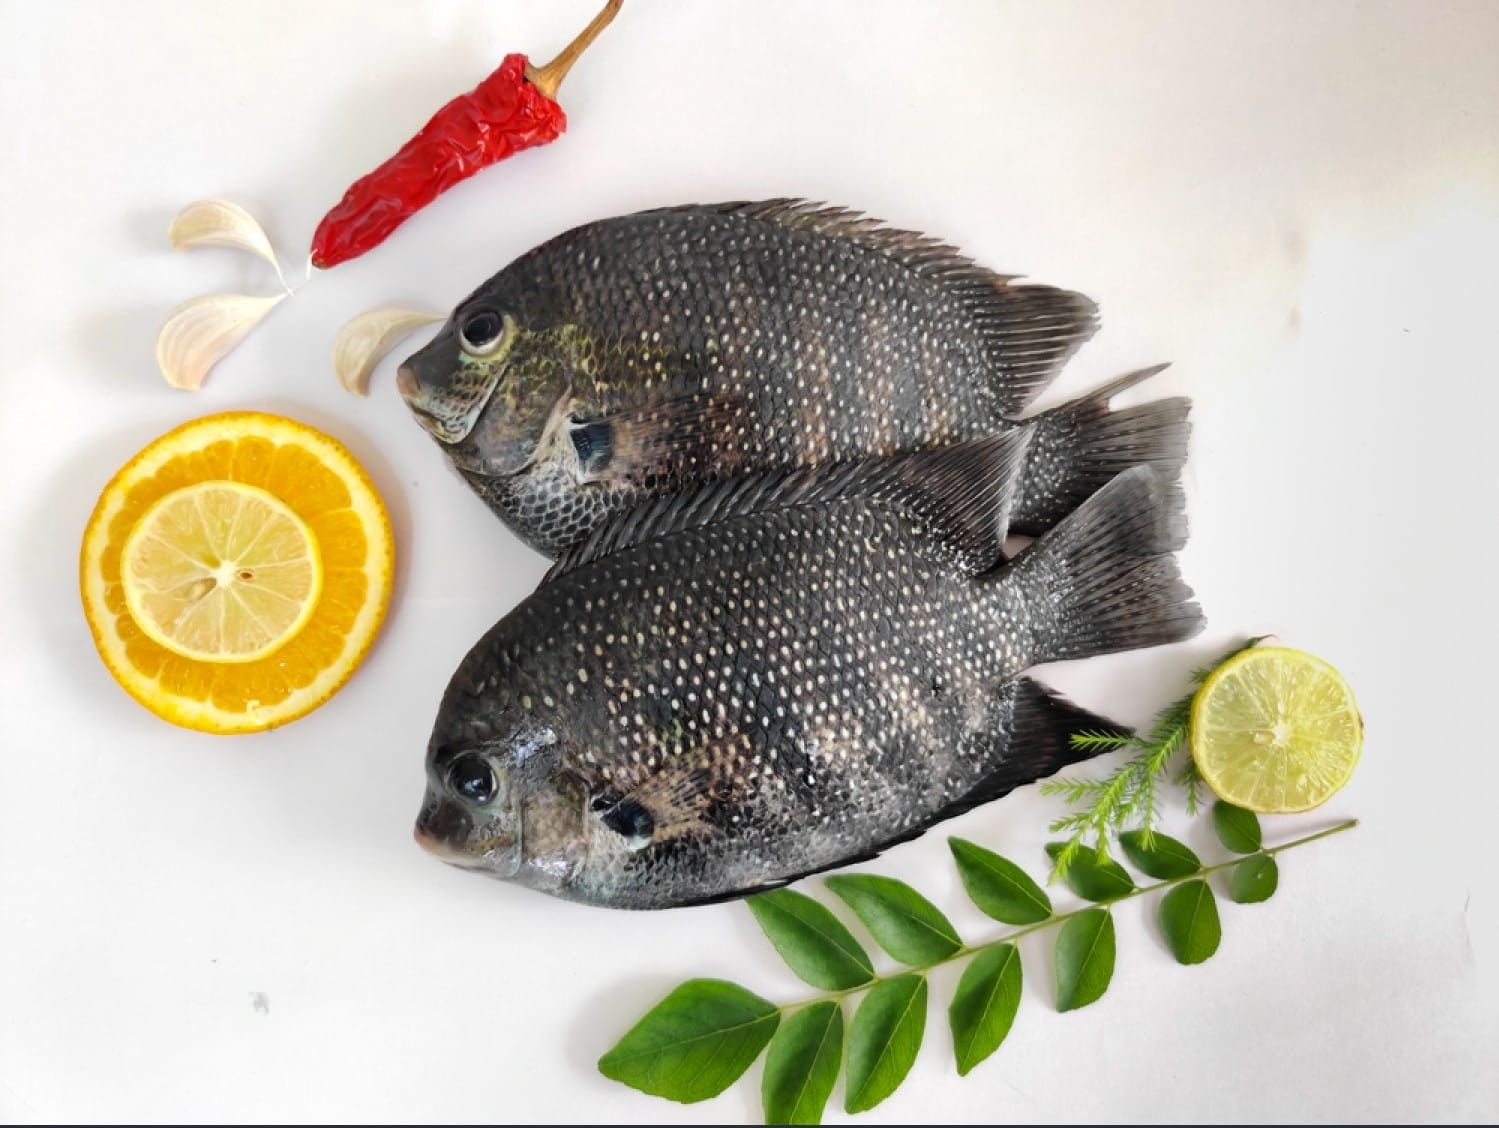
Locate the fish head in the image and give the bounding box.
[397,285,579,477]
[413,712,589,889]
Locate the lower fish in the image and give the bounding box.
[414,434,1202,908]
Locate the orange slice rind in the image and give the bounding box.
[80,411,394,734]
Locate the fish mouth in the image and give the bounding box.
[396,343,506,445]
[414,796,522,875]
[413,821,486,867]
[398,376,486,446]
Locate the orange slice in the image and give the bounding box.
[80,411,394,734]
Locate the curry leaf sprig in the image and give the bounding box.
[1039,637,1270,878]
[598,807,1357,1124]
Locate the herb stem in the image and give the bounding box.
[777,818,1358,1015]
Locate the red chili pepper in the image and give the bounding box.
[310,0,621,269]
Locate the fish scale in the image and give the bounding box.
[398,200,1186,557]
[414,437,1203,908]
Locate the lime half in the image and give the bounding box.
[1189,647,1362,813]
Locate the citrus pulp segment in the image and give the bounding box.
[121,480,323,663]
[1189,647,1362,813]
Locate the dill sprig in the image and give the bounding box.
[1039,636,1269,878]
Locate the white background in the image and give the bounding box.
[2,1,1497,1122]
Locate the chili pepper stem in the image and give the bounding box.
[525,0,623,100]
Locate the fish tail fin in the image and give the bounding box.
[1009,364,1191,538]
[1000,465,1204,664]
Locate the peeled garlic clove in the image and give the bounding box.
[156,293,285,390]
[168,198,282,272]
[333,308,443,395]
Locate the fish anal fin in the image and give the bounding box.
[671,679,1127,908]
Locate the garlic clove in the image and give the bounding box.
[168,199,284,280]
[333,308,443,395]
[156,293,285,391]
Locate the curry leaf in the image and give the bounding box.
[1229,855,1279,903]
[596,978,779,1103]
[1055,908,1115,1012]
[748,889,875,990]
[824,875,962,965]
[845,974,927,1113]
[1158,880,1221,965]
[948,942,1022,1076]
[949,838,1052,924]
[1119,830,1202,879]
[1046,842,1135,901]
[1212,801,1262,853]
[761,1002,843,1126]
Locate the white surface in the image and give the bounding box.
[2,1,1497,1122]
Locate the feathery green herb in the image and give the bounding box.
[1039,637,1268,876]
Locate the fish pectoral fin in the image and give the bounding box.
[567,419,616,480]
[596,743,748,847]
[559,392,748,486]
[604,391,749,473]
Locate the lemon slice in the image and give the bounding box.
[1190,647,1362,813]
[80,411,394,734]
[121,480,323,663]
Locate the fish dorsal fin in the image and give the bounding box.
[657,199,1099,415]
[544,429,1034,584]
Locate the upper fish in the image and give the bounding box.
[397,200,1189,556]
[413,433,1204,909]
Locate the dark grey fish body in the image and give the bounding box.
[398,200,1188,557]
[413,439,1202,909]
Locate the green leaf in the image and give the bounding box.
[748,889,875,990]
[824,875,962,965]
[597,978,780,1103]
[1158,880,1222,965]
[1229,855,1279,903]
[845,974,927,1113]
[1055,908,1115,1012]
[1046,842,1135,901]
[948,943,1022,1076]
[1119,830,1202,879]
[1212,801,1262,853]
[762,1002,843,1125]
[949,838,1052,924]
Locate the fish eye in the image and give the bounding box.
[447,752,498,806]
[458,309,507,356]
